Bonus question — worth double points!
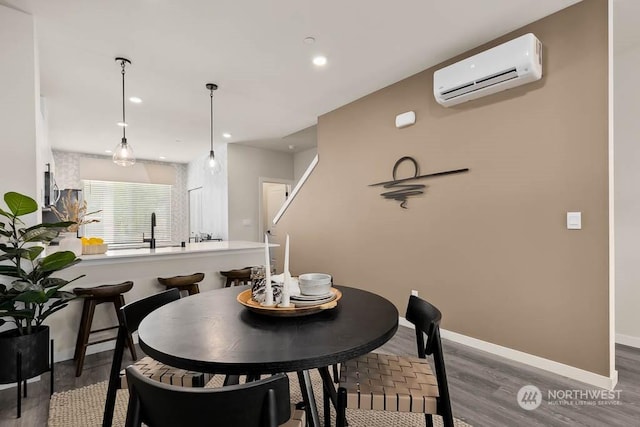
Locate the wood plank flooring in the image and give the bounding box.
[0,326,638,426]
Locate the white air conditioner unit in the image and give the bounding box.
[433,33,542,107]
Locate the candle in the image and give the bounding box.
[281,234,291,307]
[263,234,273,306]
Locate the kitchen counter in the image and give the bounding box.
[48,240,276,363]
[78,240,275,264]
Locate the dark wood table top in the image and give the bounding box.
[137,285,399,375]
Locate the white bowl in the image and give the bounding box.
[298,273,332,296]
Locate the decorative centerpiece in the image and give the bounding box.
[239,234,341,316]
[51,192,101,256]
[0,192,83,396]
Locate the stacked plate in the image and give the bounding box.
[290,291,336,307]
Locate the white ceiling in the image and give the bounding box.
[3,0,581,163]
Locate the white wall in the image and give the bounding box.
[228,144,293,241]
[293,147,317,184]
[0,5,38,209]
[186,143,228,240]
[614,42,640,347]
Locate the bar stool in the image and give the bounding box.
[72,281,137,377]
[220,267,253,287]
[157,272,204,296]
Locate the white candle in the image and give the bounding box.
[281,234,291,307]
[263,234,273,306]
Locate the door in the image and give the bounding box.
[262,182,289,269]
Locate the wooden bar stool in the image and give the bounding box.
[220,267,253,287]
[72,281,137,377]
[158,272,204,296]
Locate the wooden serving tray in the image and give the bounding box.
[236,288,342,317]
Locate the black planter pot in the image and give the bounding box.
[0,326,50,384]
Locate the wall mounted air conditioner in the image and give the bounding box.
[433,33,542,107]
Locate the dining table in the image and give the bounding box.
[137,284,399,427]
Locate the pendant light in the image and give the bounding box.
[205,83,221,174]
[113,57,136,166]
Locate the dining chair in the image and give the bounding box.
[103,289,212,427]
[124,367,305,427]
[334,295,454,427]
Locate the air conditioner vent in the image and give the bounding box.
[433,33,542,107]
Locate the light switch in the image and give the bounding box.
[567,212,581,230]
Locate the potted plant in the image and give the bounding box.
[50,191,101,256]
[0,191,83,385]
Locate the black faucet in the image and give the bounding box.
[143,212,156,249]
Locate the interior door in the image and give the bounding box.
[263,183,288,268]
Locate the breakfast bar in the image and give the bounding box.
[48,241,273,363]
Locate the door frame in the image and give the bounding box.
[258,177,293,241]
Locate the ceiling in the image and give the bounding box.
[3,0,581,163]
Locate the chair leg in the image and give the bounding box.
[103,326,127,427]
[425,414,434,427]
[336,387,347,427]
[75,299,96,377]
[114,296,137,360]
[73,299,91,361]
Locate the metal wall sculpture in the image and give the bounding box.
[370,156,469,208]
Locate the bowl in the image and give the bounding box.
[298,273,332,296]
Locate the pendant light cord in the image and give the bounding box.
[121,61,127,139]
[210,89,214,152]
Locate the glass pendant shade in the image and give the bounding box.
[113,137,136,166]
[206,150,221,174]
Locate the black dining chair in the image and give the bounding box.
[334,295,454,427]
[124,367,305,427]
[103,289,212,427]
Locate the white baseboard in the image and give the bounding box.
[399,317,618,390]
[616,333,640,349]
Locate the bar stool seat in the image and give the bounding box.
[220,267,253,287]
[158,272,204,296]
[73,281,137,377]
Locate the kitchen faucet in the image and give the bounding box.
[143,212,156,249]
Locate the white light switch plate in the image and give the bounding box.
[567,212,581,230]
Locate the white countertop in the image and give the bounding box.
[69,240,276,264]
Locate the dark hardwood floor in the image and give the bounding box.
[1,327,638,426]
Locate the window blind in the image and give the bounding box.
[82,180,172,244]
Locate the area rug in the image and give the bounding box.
[48,370,472,427]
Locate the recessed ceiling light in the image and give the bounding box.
[313,55,327,66]
[288,145,295,150]
[129,96,142,103]
[304,37,315,45]
[159,156,166,160]
[105,149,112,154]
[117,121,128,127]
[222,133,232,139]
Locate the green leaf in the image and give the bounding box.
[4,192,38,217]
[23,246,44,261]
[38,251,78,272]
[11,280,41,292]
[21,227,61,243]
[40,277,69,289]
[14,290,48,304]
[0,265,27,278]
[0,207,14,219]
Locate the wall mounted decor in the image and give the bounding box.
[369,156,468,208]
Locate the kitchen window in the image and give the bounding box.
[82,180,172,245]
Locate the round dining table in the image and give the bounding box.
[137,285,399,427]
